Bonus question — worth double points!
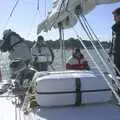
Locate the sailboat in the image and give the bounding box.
[0,0,120,120]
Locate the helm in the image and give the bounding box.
[3,29,12,36]
[112,8,120,15]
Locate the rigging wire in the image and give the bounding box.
[44,0,46,18]
[26,0,41,40]
[78,13,120,87]
[8,0,20,21]
[80,14,120,76]
[37,0,41,18]
[73,4,120,87]
[63,4,120,102]
[77,16,112,72]
[74,8,114,74]
[73,14,120,103]
[0,0,20,33]
[64,0,118,76]
[76,15,120,92]
[5,0,20,29]
[72,27,120,103]
[37,0,40,11]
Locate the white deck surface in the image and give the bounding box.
[1,96,120,120]
[27,102,120,120]
[0,95,25,120]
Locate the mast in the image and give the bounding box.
[58,22,65,70]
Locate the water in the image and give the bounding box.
[0,49,111,81]
[52,49,111,72]
[0,52,10,80]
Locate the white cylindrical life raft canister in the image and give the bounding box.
[35,71,112,107]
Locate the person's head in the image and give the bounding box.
[37,35,44,44]
[73,48,81,57]
[3,29,12,37]
[112,8,120,23]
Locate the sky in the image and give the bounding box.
[0,0,120,42]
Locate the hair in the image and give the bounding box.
[112,8,120,15]
[72,48,84,58]
[74,48,80,53]
[37,35,44,41]
[72,48,80,56]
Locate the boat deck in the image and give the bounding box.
[0,94,24,120]
[0,95,120,120]
[27,102,120,120]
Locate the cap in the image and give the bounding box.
[112,8,120,15]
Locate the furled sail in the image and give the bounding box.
[37,0,119,34]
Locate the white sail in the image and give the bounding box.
[37,0,119,34]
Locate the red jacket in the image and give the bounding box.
[66,55,89,70]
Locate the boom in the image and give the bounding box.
[37,0,119,34]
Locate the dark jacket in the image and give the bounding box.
[112,21,120,74]
[112,21,120,56]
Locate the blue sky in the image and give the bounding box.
[0,0,120,41]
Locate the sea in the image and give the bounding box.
[0,48,111,81]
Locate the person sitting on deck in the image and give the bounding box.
[66,48,90,70]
